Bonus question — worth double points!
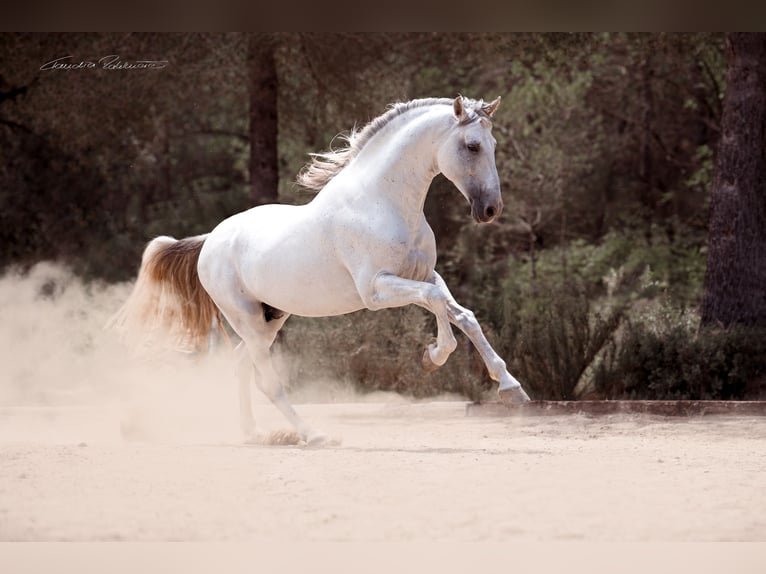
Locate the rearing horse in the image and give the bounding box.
[115,96,531,444]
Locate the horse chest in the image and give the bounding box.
[387,221,437,282]
[382,225,436,282]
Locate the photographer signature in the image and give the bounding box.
[40,55,168,71]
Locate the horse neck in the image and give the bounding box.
[348,107,450,215]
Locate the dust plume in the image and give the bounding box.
[0,263,264,444]
[0,262,421,446]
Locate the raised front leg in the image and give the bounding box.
[430,272,531,404]
[368,272,458,368]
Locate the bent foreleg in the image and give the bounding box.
[368,272,458,369]
[430,272,530,404]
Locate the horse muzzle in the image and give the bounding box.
[471,198,503,224]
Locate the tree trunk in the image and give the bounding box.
[639,53,655,244]
[248,33,279,205]
[701,33,766,328]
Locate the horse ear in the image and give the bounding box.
[453,96,466,121]
[483,96,501,118]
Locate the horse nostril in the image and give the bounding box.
[485,206,496,219]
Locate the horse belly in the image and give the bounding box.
[241,233,365,317]
[253,258,366,317]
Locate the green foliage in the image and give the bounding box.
[434,228,708,400]
[497,54,611,244]
[597,304,766,400]
[509,278,624,400]
[492,238,627,400]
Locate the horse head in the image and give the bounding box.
[436,96,503,224]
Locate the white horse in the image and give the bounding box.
[115,96,531,444]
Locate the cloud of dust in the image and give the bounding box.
[0,263,248,444]
[0,262,449,446]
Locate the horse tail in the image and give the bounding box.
[109,235,221,351]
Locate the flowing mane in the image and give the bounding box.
[296,96,495,192]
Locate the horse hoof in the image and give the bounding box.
[421,348,440,372]
[498,385,531,405]
[306,431,330,447]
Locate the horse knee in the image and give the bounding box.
[423,285,450,316]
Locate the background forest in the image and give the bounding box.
[2,33,764,401]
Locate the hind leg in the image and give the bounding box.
[247,332,327,446]
[235,342,257,442]
[220,300,325,444]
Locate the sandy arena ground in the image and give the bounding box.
[2,264,765,570]
[2,400,766,542]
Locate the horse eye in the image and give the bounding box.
[466,142,480,153]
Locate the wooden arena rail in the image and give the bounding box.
[465,400,766,417]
